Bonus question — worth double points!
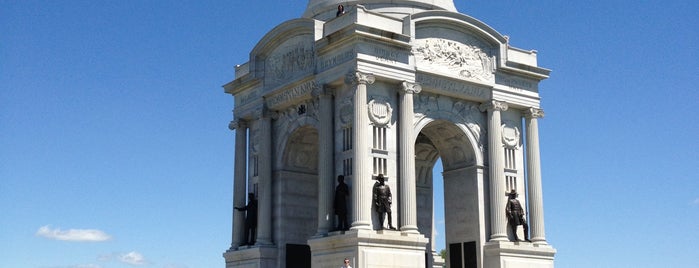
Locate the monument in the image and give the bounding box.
[223,1,556,267]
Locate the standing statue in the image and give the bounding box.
[334,175,350,231]
[235,193,258,246]
[506,189,530,242]
[372,174,396,230]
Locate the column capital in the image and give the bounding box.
[346,71,375,85]
[479,100,509,112]
[228,119,247,130]
[399,81,422,95]
[525,107,545,119]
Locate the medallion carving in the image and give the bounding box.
[413,38,494,82]
[501,121,521,149]
[368,98,393,126]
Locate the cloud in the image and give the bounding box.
[36,225,112,242]
[119,251,148,266]
[693,198,699,206]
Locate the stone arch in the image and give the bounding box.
[414,116,487,268]
[272,119,320,267]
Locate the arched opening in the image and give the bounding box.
[276,125,319,267]
[416,120,485,268]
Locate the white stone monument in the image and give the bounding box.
[223,1,556,267]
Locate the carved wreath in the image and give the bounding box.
[368,98,393,126]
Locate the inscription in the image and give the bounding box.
[373,46,401,64]
[498,76,535,92]
[418,74,489,99]
[236,90,258,106]
[318,49,355,71]
[266,80,318,108]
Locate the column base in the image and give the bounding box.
[308,229,429,268]
[483,241,556,268]
[223,246,278,268]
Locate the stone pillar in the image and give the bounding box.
[480,100,509,241]
[229,119,248,250]
[256,110,274,245]
[398,81,421,233]
[524,107,547,245]
[316,86,334,235]
[351,71,374,230]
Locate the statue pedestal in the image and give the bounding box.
[308,229,429,268]
[483,241,556,268]
[223,246,278,268]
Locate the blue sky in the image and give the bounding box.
[1,1,697,268]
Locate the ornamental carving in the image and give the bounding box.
[413,38,494,82]
[501,121,521,149]
[368,98,392,126]
[339,99,353,125]
[265,38,315,87]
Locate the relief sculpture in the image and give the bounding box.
[413,38,494,82]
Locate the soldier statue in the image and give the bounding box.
[506,189,530,242]
[372,174,396,230]
[235,193,258,245]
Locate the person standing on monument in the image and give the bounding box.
[340,258,352,268]
[235,193,258,245]
[506,189,530,242]
[372,174,396,230]
[334,175,350,231]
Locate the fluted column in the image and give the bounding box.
[316,86,334,235]
[480,100,509,241]
[398,81,421,233]
[229,119,248,250]
[351,71,374,230]
[256,110,274,245]
[525,107,547,245]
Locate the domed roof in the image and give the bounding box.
[304,0,456,19]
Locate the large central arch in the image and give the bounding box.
[415,118,488,268]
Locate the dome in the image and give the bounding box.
[303,0,457,19]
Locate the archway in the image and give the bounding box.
[415,119,485,268]
[276,125,319,267]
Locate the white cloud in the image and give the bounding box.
[36,225,112,242]
[693,198,699,206]
[119,251,148,266]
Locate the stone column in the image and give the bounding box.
[480,100,509,241]
[525,107,548,245]
[229,119,247,250]
[351,71,374,230]
[316,86,334,235]
[256,110,274,245]
[398,81,421,233]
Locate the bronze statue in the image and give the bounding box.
[334,175,350,231]
[372,174,396,230]
[506,189,530,242]
[235,193,258,245]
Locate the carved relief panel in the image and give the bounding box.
[264,35,315,89]
[413,38,495,83]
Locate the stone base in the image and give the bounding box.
[223,246,278,268]
[308,229,429,268]
[483,241,556,268]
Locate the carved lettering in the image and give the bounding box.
[318,49,355,71]
[373,46,400,64]
[265,80,318,109]
[418,73,489,100]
